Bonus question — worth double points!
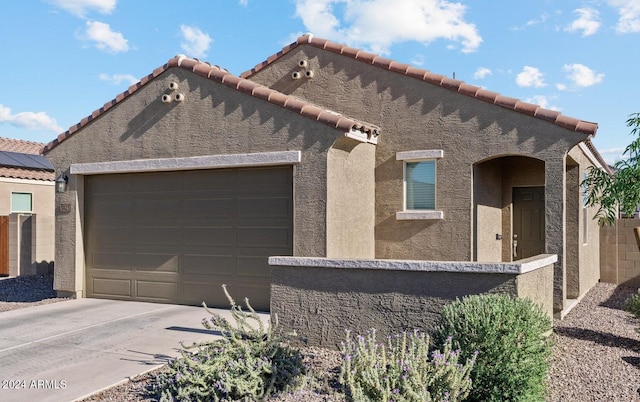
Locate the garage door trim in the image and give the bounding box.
[70,150,301,175]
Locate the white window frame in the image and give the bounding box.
[396,150,444,220]
[11,192,33,213]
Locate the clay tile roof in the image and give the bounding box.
[241,34,598,137]
[43,55,379,153]
[0,137,55,181]
[0,166,55,181]
[584,140,613,175]
[0,137,45,154]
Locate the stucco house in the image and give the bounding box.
[0,137,55,277]
[43,35,608,318]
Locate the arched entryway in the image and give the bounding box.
[473,155,545,262]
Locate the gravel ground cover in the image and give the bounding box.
[0,274,68,312]
[2,275,640,401]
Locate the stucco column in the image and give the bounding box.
[53,172,83,298]
[545,157,566,312]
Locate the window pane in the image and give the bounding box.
[12,192,32,212]
[406,161,435,210]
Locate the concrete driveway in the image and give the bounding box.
[0,298,267,402]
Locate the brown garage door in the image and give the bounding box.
[84,166,293,311]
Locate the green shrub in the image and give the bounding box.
[339,328,476,402]
[433,294,552,402]
[152,285,305,401]
[624,291,640,319]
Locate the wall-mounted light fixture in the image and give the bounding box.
[56,175,68,193]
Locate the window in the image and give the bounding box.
[406,161,436,210]
[396,150,444,220]
[11,192,33,213]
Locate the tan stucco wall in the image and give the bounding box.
[247,46,588,311]
[44,67,357,296]
[327,138,376,258]
[270,255,555,349]
[567,146,600,296]
[516,263,554,319]
[473,158,503,262]
[601,218,640,286]
[0,179,55,273]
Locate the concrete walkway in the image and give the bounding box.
[0,298,267,402]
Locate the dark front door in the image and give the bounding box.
[513,187,545,260]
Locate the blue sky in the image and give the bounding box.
[1,0,638,164]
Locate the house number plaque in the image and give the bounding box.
[58,204,71,214]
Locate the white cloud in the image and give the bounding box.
[0,104,64,133]
[516,66,546,88]
[238,0,248,5]
[608,0,640,33]
[524,95,561,111]
[411,54,425,66]
[99,73,138,86]
[82,20,129,53]
[525,95,562,112]
[48,0,116,18]
[473,67,492,79]
[565,8,601,36]
[180,25,212,58]
[556,83,567,91]
[563,63,604,87]
[598,147,626,165]
[293,0,482,55]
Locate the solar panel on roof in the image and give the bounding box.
[0,151,54,171]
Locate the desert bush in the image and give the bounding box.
[624,291,640,319]
[433,294,552,402]
[152,285,305,401]
[339,328,475,402]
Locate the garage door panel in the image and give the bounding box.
[184,226,235,246]
[135,171,183,192]
[183,281,270,312]
[90,198,132,217]
[183,281,233,308]
[88,175,135,194]
[86,166,293,309]
[238,197,291,218]
[91,278,132,297]
[91,226,136,246]
[184,169,236,189]
[237,227,291,248]
[238,168,290,190]
[237,256,270,278]
[91,252,134,270]
[135,198,182,218]
[134,254,179,272]
[184,198,234,217]
[136,281,179,301]
[136,226,182,246]
[182,254,235,275]
[234,283,270,312]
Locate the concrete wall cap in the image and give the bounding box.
[268,254,558,275]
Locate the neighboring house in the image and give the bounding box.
[43,35,609,316]
[0,137,55,277]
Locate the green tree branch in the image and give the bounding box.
[584,112,640,225]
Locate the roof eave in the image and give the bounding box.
[241,34,598,138]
